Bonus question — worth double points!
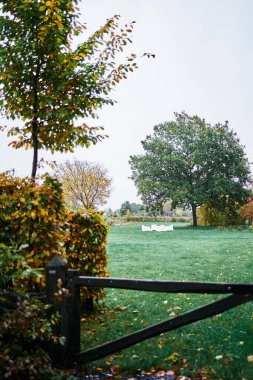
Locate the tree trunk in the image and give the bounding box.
[192,204,198,227]
[31,65,41,179]
[31,124,38,179]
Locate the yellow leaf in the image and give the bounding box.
[54,20,63,29]
[31,211,36,220]
[46,1,54,8]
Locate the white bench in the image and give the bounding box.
[142,224,174,232]
[141,225,152,231]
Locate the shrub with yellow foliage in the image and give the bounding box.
[65,210,109,303]
[0,172,109,300]
[0,172,66,290]
[240,197,253,226]
[197,203,243,226]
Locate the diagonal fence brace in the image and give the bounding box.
[77,293,253,364]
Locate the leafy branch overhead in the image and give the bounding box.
[0,0,139,177]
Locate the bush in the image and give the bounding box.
[64,210,109,303]
[125,209,133,221]
[0,172,66,290]
[115,215,190,223]
[0,244,62,379]
[197,204,243,226]
[0,172,109,305]
[240,197,253,225]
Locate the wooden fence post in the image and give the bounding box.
[45,255,80,365]
[66,268,81,358]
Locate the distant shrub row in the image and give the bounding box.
[115,215,191,223]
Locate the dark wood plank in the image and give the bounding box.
[74,277,253,294]
[77,294,253,363]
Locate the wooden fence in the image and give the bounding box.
[45,255,253,366]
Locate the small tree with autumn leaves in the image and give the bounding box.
[57,159,112,210]
[0,0,141,299]
[0,0,138,178]
[240,197,253,226]
[0,0,143,371]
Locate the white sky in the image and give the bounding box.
[1,0,253,210]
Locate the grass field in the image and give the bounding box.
[81,223,253,379]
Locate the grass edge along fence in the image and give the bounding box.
[45,255,253,366]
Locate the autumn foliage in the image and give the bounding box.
[240,197,253,225]
[0,172,109,376]
[0,0,138,177]
[0,172,66,287]
[57,160,112,210]
[65,210,109,301]
[0,172,109,298]
[0,244,62,379]
[197,203,243,226]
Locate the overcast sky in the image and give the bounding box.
[1,0,253,210]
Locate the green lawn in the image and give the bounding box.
[81,223,253,379]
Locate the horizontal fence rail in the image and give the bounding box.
[74,276,253,294]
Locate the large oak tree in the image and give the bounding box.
[130,112,251,226]
[0,0,138,178]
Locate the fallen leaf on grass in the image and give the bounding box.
[156,370,166,376]
[106,356,114,366]
[110,364,121,375]
[96,317,105,323]
[114,305,128,311]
